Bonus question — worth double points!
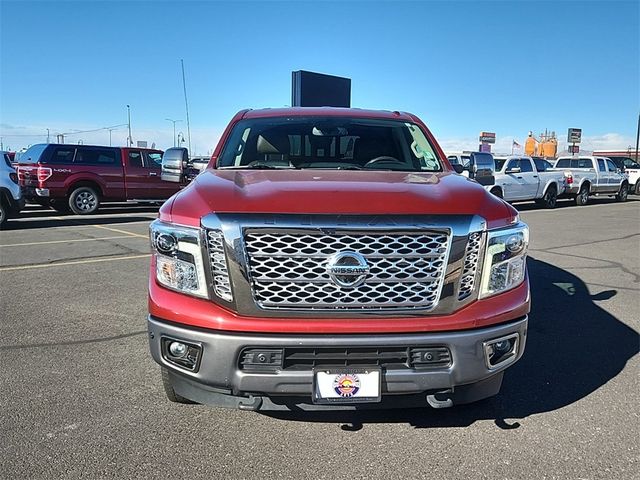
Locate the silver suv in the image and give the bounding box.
[0,151,24,227]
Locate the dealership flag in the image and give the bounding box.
[512,140,522,154]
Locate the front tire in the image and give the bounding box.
[161,368,195,404]
[634,182,640,195]
[575,184,589,206]
[69,186,100,215]
[616,183,628,202]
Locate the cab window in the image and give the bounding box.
[597,159,606,172]
[533,158,552,171]
[128,151,143,168]
[506,159,520,171]
[144,151,163,168]
[519,159,533,172]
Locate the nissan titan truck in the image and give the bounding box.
[147,108,530,411]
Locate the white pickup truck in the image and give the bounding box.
[553,156,629,205]
[606,156,640,195]
[492,156,566,208]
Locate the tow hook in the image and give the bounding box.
[426,390,454,409]
[237,395,263,411]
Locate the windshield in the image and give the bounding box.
[217,117,443,172]
[472,152,494,168]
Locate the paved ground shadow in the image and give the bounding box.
[3,204,158,230]
[263,257,639,429]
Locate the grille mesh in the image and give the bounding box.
[279,346,451,370]
[206,230,233,301]
[458,232,482,300]
[244,231,450,310]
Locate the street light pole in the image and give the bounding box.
[165,118,182,147]
[635,111,639,163]
[126,104,132,147]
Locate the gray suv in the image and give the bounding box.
[0,151,24,227]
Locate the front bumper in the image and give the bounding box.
[148,315,528,410]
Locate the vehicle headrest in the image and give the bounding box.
[257,133,290,155]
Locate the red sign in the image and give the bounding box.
[479,132,496,144]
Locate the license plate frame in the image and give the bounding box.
[312,367,382,404]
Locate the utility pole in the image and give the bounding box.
[165,118,181,147]
[46,128,50,143]
[181,59,192,154]
[126,104,132,147]
[108,128,115,146]
[635,111,640,163]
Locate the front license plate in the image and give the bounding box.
[313,368,381,404]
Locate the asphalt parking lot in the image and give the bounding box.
[1,199,638,479]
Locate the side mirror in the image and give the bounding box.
[616,168,622,174]
[161,147,189,183]
[506,167,521,174]
[452,164,464,174]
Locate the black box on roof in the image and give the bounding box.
[291,70,351,108]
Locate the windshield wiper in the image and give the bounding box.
[225,164,295,170]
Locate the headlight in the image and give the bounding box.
[150,220,209,299]
[479,223,529,298]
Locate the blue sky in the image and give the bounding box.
[1,0,638,154]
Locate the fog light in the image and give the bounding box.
[168,341,187,358]
[483,334,519,370]
[161,337,202,372]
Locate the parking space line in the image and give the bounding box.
[91,224,149,239]
[10,220,155,230]
[0,254,151,272]
[0,235,136,248]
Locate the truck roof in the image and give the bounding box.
[241,107,417,122]
[25,143,161,152]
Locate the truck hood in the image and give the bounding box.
[164,169,516,229]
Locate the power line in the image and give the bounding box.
[0,124,129,138]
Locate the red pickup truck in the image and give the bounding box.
[148,108,530,410]
[17,144,181,214]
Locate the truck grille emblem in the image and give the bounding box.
[326,252,370,288]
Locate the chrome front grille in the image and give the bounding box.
[205,229,233,302]
[458,232,482,300]
[244,231,451,310]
